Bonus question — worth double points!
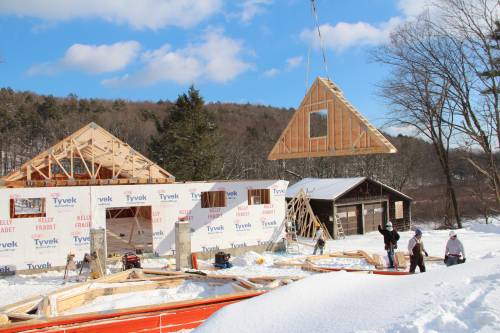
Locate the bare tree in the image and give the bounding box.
[374,18,462,228]
[425,0,500,205]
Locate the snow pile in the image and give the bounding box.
[0,270,70,307]
[196,217,500,333]
[63,281,236,315]
[231,251,273,267]
[196,257,500,333]
[313,257,375,270]
[209,251,311,278]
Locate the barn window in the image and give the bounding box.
[309,109,328,138]
[395,201,404,219]
[10,198,46,218]
[248,189,270,205]
[201,191,227,208]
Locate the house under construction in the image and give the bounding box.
[0,123,287,274]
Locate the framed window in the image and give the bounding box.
[248,189,270,205]
[395,201,404,219]
[201,191,227,208]
[10,198,46,218]
[309,109,328,138]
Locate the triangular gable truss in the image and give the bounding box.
[2,122,174,187]
[268,77,396,160]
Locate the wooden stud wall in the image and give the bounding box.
[268,77,397,160]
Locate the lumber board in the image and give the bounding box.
[372,254,385,269]
[395,252,407,269]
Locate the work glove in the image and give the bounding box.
[444,255,448,264]
[424,251,429,257]
[462,258,466,263]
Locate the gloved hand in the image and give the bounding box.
[424,251,429,257]
[444,255,448,264]
[462,258,466,263]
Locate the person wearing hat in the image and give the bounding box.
[408,228,429,273]
[444,230,465,266]
[378,221,400,268]
[312,226,325,255]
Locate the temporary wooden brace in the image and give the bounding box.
[286,189,332,239]
[268,77,397,160]
[2,122,174,187]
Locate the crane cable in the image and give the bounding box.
[307,0,330,86]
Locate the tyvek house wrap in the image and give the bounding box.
[0,180,288,273]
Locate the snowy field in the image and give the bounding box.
[197,217,500,333]
[1,217,499,333]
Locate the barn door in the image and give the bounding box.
[363,203,384,233]
[336,205,358,236]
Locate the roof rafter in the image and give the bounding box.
[2,122,174,187]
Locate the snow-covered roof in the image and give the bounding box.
[286,177,412,201]
[286,177,366,200]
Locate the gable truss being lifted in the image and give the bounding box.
[2,122,174,187]
[268,77,397,160]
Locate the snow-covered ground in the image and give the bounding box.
[196,217,500,333]
[1,216,499,333]
[63,281,236,316]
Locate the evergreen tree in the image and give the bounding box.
[148,86,222,181]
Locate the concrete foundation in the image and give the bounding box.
[175,219,192,271]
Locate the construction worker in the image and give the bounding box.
[313,227,325,255]
[408,228,428,273]
[444,230,466,266]
[378,221,400,268]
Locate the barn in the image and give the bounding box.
[286,178,412,239]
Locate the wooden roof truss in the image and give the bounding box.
[2,122,174,187]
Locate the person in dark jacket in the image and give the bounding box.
[408,228,429,273]
[378,221,400,268]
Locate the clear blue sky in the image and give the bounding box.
[0,0,427,128]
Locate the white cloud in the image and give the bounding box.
[103,30,250,86]
[300,17,402,53]
[263,68,280,77]
[0,0,222,30]
[232,0,272,23]
[396,0,432,18]
[286,56,303,69]
[28,41,140,75]
[298,0,439,53]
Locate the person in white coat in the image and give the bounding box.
[445,230,466,266]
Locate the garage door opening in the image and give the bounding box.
[105,206,153,256]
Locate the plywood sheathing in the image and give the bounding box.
[2,122,174,187]
[268,77,397,160]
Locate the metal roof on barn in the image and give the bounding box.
[286,177,412,201]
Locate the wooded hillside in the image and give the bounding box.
[0,87,496,222]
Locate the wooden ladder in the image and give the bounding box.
[285,220,300,254]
